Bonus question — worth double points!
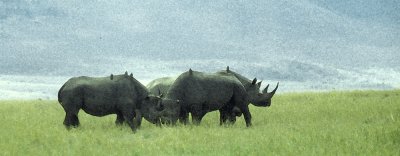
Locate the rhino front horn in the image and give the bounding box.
[268,82,279,97]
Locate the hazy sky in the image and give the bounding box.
[0,0,399,98]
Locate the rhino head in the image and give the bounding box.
[142,89,181,125]
[246,79,279,107]
[140,94,169,124]
[157,98,181,125]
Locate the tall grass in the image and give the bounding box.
[0,90,399,155]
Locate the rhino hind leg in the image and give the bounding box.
[120,108,138,132]
[61,98,81,129]
[219,109,227,125]
[115,111,125,126]
[63,113,80,129]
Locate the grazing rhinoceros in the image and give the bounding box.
[147,66,278,125]
[216,66,279,123]
[158,69,252,127]
[57,72,164,131]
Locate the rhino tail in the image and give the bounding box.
[58,84,66,103]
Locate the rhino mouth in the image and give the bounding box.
[252,102,271,107]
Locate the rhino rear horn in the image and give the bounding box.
[262,84,270,93]
[110,74,113,80]
[257,81,262,88]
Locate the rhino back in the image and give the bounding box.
[216,70,252,88]
[167,71,244,110]
[146,76,177,95]
[61,75,148,104]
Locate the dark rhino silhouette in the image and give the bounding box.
[159,69,255,127]
[147,67,278,124]
[216,67,279,121]
[58,72,164,131]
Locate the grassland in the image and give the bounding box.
[0,90,399,156]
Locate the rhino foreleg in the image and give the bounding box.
[239,106,252,127]
[191,111,206,125]
[179,110,189,125]
[134,109,142,128]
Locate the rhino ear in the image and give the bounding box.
[130,73,133,78]
[226,66,230,72]
[252,78,257,85]
[189,68,193,75]
[125,71,128,76]
[110,74,113,80]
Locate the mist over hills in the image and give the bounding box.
[1,0,399,99]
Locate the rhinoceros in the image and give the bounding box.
[147,67,278,125]
[57,72,164,131]
[216,66,278,123]
[157,69,255,127]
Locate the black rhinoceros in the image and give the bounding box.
[58,72,164,131]
[147,67,278,125]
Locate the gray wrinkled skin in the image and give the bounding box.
[58,72,164,132]
[160,69,253,127]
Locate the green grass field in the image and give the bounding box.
[0,90,399,155]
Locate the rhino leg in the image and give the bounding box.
[219,109,228,125]
[115,111,125,126]
[191,106,206,125]
[122,112,136,132]
[133,109,142,128]
[238,105,252,127]
[219,103,239,125]
[119,108,137,132]
[191,112,206,125]
[64,112,80,128]
[61,98,81,129]
[179,110,189,125]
